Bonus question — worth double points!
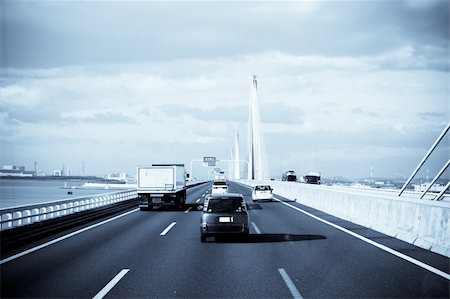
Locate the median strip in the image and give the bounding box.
[92,268,129,299]
[160,222,176,236]
[278,268,303,299]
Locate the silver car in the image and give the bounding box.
[200,193,249,242]
[252,185,273,202]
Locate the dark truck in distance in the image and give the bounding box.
[303,172,321,184]
[137,164,187,210]
[282,170,297,182]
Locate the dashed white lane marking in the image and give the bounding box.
[278,268,303,299]
[185,207,192,213]
[160,222,177,236]
[251,222,261,234]
[196,198,202,203]
[0,208,139,265]
[274,196,450,281]
[202,194,206,197]
[92,268,130,299]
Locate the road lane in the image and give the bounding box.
[1,184,212,298]
[1,180,448,298]
[230,181,449,298]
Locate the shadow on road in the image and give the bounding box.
[210,234,326,243]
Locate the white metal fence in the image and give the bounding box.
[0,190,137,231]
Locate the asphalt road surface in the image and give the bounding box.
[1,181,449,298]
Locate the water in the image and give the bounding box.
[0,179,126,209]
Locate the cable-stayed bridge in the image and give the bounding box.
[0,77,449,298]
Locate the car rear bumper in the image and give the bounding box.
[202,223,248,234]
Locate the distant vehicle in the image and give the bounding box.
[137,164,187,210]
[282,170,297,182]
[252,185,273,201]
[211,180,228,194]
[200,193,249,242]
[304,172,321,184]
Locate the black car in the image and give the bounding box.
[200,193,249,242]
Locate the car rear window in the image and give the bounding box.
[256,186,271,191]
[213,181,227,186]
[207,198,245,213]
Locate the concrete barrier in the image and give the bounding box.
[240,180,450,257]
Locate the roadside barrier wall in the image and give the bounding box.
[240,180,450,257]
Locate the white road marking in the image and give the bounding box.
[196,198,202,203]
[202,194,206,197]
[278,268,303,299]
[92,268,130,299]
[185,207,192,213]
[0,208,139,265]
[251,222,261,234]
[274,196,450,281]
[160,222,176,236]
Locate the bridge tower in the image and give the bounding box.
[229,131,241,180]
[247,75,270,180]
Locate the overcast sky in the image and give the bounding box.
[1,0,449,180]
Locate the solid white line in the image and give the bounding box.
[278,268,303,299]
[251,222,261,234]
[0,208,139,265]
[196,198,202,203]
[92,269,129,299]
[273,197,450,281]
[185,207,193,213]
[160,222,176,236]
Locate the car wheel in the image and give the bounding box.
[201,235,206,243]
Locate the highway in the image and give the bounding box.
[1,181,449,298]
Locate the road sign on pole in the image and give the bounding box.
[203,156,216,167]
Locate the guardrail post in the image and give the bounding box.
[61,204,67,216]
[32,208,40,223]
[2,213,13,230]
[12,211,22,227]
[47,206,54,219]
[23,210,32,225]
[39,207,47,221]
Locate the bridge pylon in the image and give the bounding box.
[247,75,270,180]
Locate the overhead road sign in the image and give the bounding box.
[203,156,216,167]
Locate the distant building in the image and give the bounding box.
[2,165,26,171]
[106,173,128,182]
[0,165,35,177]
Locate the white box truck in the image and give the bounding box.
[137,164,187,210]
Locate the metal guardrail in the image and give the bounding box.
[0,190,137,231]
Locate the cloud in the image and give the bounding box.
[2,1,448,68]
[1,1,448,177]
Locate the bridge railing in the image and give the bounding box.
[0,189,137,231]
[239,179,450,257]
